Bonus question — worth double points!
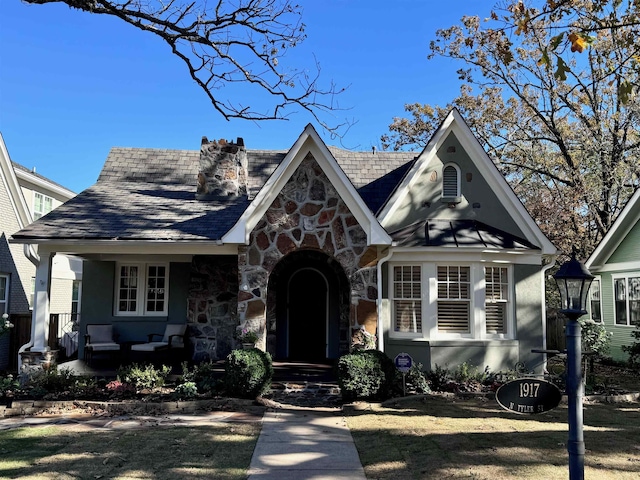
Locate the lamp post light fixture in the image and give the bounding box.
[553,251,594,480]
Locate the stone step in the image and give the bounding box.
[266,381,342,407]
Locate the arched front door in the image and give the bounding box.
[287,268,328,360]
[270,251,347,361]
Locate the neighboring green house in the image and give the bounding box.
[586,188,640,361]
[11,110,556,373]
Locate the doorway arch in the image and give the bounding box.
[267,250,349,361]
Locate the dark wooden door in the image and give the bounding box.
[288,269,327,360]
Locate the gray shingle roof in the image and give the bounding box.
[391,219,539,250]
[12,144,416,242]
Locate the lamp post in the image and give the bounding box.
[553,252,594,480]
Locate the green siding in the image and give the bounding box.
[608,219,640,263]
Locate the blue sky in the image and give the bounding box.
[0,1,493,193]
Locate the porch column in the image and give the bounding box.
[31,248,54,352]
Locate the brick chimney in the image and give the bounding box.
[197,136,248,199]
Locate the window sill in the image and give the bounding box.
[440,196,462,204]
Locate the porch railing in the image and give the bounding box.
[49,313,80,359]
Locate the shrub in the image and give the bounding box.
[117,363,171,391]
[224,348,273,399]
[581,320,612,357]
[623,317,640,369]
[25,366,78,395]
[395,363,431,395]
[181,361,221,394]
[427,364,451,392]
[0,375,20,397]
[174,381,198,399]
[337,350,396,401]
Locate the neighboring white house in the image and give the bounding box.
[0,133,82,370]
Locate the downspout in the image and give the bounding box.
[18,244,40,371]
[376,246,394,352]
[540,255,557,365]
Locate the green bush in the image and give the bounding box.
[224,348,273,399]
[426,364,451,392]
[337,350,396,401]
[395,362,431,395]
[181,361,221,394]
[117,363,171,391]
[25,366,78,394]
[174,381,198,399]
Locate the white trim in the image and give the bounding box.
[378,109,555,256]
[0,133,32,229]
[610,272,640,327]
[586,276,603,324]
[388,263,424,339]
[223,124,391,246]
[13,167,75,199]
[114,262,170,317]
[588,260,640,273]
[389,248,542,265]
[32,191,54,220]
[0,274,8,315]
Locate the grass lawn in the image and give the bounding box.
[0,422,260,479]
[346,395,640,479]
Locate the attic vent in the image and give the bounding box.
[442,164,460,197]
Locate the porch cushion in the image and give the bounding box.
[162,324,187,348]
[131,342,169,352]
[87,325,115,344]
[87,342,120,352]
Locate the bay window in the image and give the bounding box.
[115,263,168,316]
[389,262,513,340]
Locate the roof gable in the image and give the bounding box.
[0,133,31,229]
[378,109,555,256]
[587,188,640,269]
[223,124,392,245]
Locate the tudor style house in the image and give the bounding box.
[586,188,640,361]
[10,110,556,372]
[1,133,82,370]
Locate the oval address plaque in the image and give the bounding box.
[496,378,562,414]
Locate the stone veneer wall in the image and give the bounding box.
[197,137,248,198]
[237,153,381,351]
[187,256,238,361]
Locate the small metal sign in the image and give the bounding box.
[496,378,562,414]
[394,352,413,373]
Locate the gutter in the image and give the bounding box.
[376,246,395,352]
[18,244,40,371]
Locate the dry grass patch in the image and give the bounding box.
[0,422,260,479]
[346,395,640,479]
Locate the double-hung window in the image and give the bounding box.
[115,263,168,316]
[614,275,640,326]
[0,275,8,315]
[33,192,53,220]
[392,265,422,334]
[588,278,602,323]
[485,266,509,335]
[437,266,471,334]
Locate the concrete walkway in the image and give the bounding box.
[247,407,366,480]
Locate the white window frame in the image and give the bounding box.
[484,265,512,338]
[435,265,473,337]
[612,273,640,327]
[114,263,169,316]
[0,274,8,315]
[441,162,461,199]
[388,262,514,341]
[390,264,424,337]
[587,276,602,324]
[33,192,53,220]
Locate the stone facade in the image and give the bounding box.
[186,256,238,362]
[237,153,380,354]
[196,137,248,199]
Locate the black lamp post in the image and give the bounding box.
[553,252,594,480]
